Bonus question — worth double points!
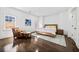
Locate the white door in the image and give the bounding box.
[76,8,79,48]
[70,8,77,44]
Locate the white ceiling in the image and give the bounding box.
[15,7,70,16]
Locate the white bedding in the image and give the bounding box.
[36,28,56,34]
[32,33,66,47]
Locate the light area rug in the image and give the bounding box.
[32,33,66,47]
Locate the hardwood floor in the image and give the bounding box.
[0,37,13,52]
[13,36,79,52]
[0,36,79,52]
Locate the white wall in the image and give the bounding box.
[37,16,44,28]
[44,11,70,35]
[0,8,5,30]
[0,7,38,30]
[0,7,38,39]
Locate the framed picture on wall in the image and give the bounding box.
[25,19,31,26]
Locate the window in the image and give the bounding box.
[5,16,15,29]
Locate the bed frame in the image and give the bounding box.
[44,24,58,31]
[44,24,64,35]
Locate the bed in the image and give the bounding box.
[32,24,66,47]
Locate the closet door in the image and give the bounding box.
[71,8,77,44]
[76,8,79,48]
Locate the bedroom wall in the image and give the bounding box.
[44,10,70,35]
[0,7,38,39]
[0,8,5,30]
[0,7,38,30]
[37,16,44,28]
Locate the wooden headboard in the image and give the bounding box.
[44,24,64,35]
[44,24,58,31]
